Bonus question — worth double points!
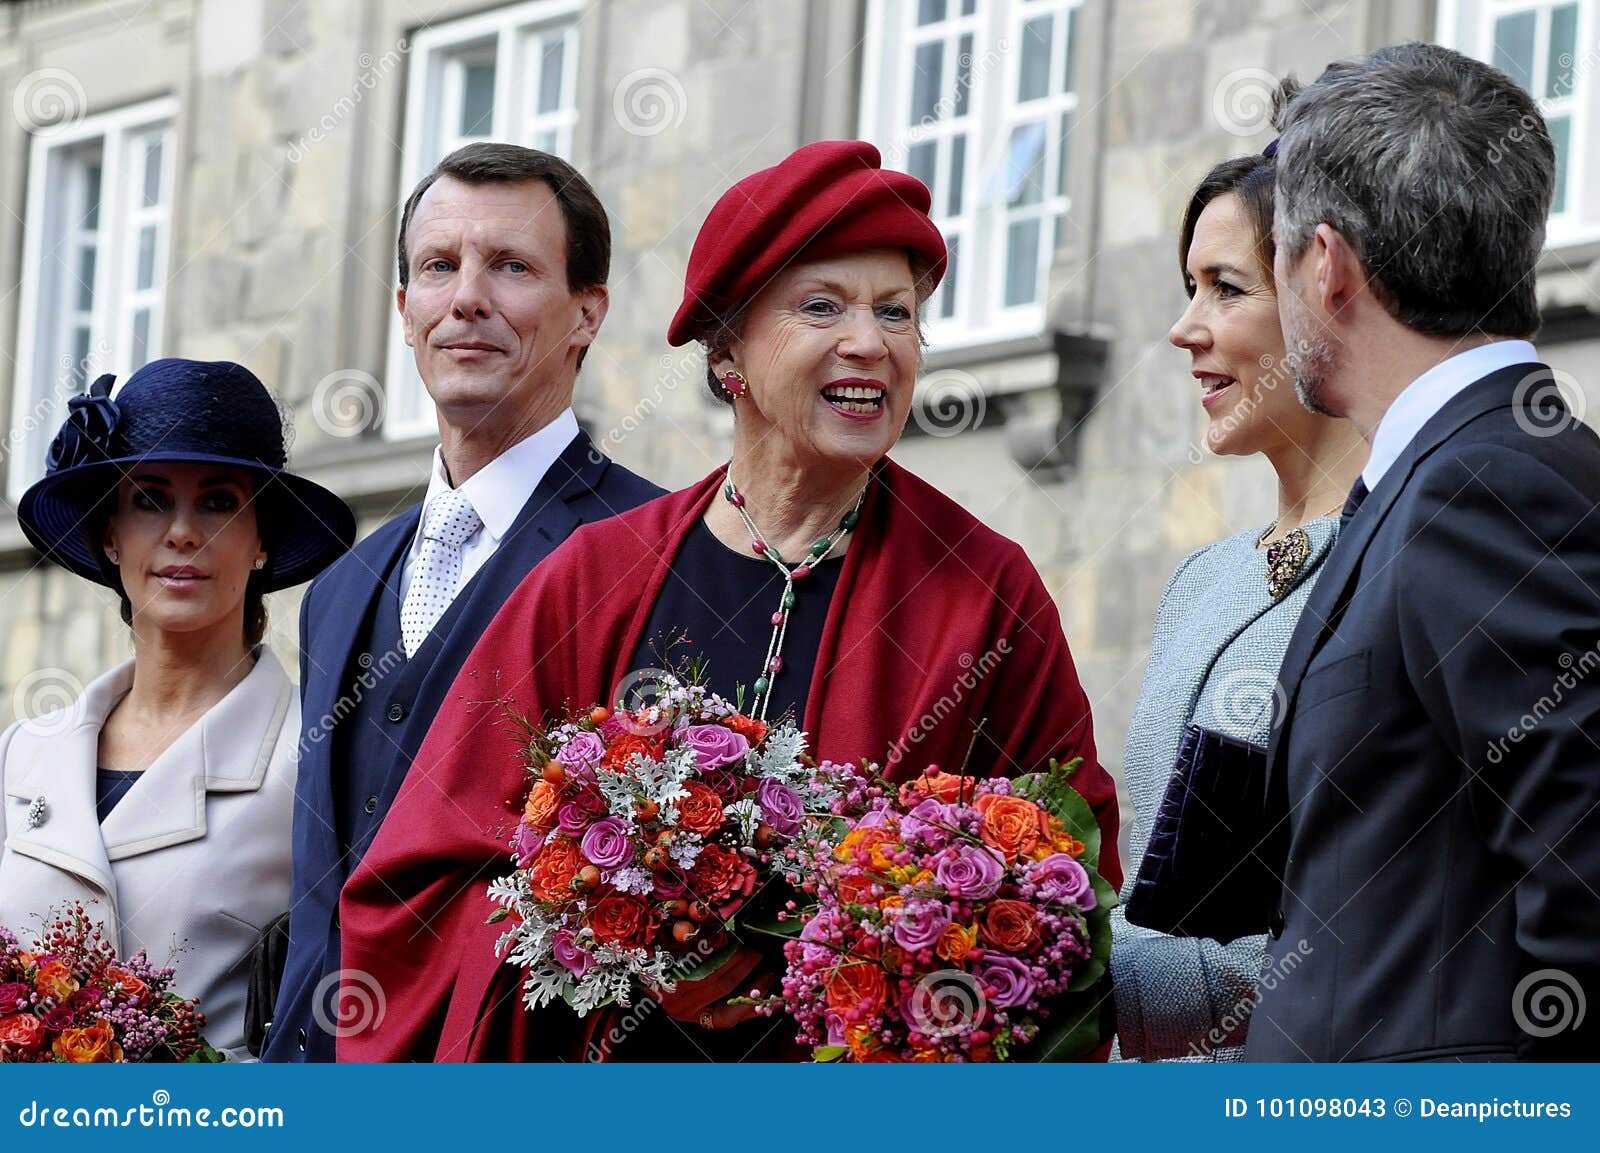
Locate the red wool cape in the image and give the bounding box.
[338,458,1122,1061]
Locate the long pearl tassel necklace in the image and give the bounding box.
[722,466,867,721]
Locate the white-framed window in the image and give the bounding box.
[1441,0,1596,246]
[384,0,583,439]
[861,0,1080,349]
[8,97,176,496]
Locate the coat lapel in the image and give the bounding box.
[3,663,134,917]
[1265,363,1536,792]
[96,648,292,860]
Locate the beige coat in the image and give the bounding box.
[0,647,298,1060]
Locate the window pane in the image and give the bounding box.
[538,36,565,115]
[948,134,966,216]
[1018,15,1052,102]
[917,0,947,25]
[131,309,151,369]
[534,128,558,153]
[1548,3,1579,99]
[1004,217,1041,307]
[941,233,959,319]
[1550,114,1571,214]
[142,135,163,208]
[1056,109,1072,196]
[71,327,91,389]
[460,59,496,136]
[911,41,944,123]
[83,162,102,230]
[954,32,973,118]
[1492,12,1536,91]
[908,141,936,192]
[1063,6,1078,93]
[1005,120,1047,206]
[137,225,157,291]
[75,244,96,311]
[960,0,975,14]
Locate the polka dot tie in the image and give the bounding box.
[400,488,483,658]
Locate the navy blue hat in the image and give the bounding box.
[17,358,356,593]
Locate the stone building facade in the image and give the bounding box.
[3,0,1598,854]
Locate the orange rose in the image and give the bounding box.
[102,965,148,1004]
[587,892,657,949]
[981,899,1042,954]
[836,873,877,906]
[523,780,562,830]
[0,1013,46,1054]
[935,922,979,963]
[725,714,768,745]
[898,769,977,807]
[675,780,726,838]
[602,734,665,772]
[824,961,888,1013]
[835,825,899,869]
[52,1019,122,1063]
[846,1023,897,1062]
[973,793,1045,864]
[33,959,79,1004]
[529,837,585,902]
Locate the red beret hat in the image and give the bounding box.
[667,140,948,346]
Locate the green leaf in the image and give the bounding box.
[1067,886,1115,993]
[1028,984,1112,1062]
[813,1044,849,1063]
[671,940,741,985]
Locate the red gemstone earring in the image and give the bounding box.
[722,370,748,398]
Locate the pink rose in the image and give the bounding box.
[675,724,750,769]
[552,929,594,977]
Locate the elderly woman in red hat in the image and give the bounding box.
[337,141,1121,1062]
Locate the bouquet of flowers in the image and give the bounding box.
[0,904,221,1063]
[766,757,1115,1062]
[487,674,835,1015]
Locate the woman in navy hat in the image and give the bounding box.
[0,358,355,1060]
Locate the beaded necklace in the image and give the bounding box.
[721,466,867,720]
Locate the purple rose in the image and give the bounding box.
[891,900,951,953]
[580,817,632,869]
[552,929,594,977]
[40,1005,75,1032]
[0,981,29,1013]
[935,842,1005,900]
[699,768,740,802]
[756,779,804,838]
[1029,853,1096,910]
[825,1011,847,1047]
[556,731,606,781]
[976,953,1036,1009]
[901,797,957,849]
[675,724,750,769]
[514,819,549,867]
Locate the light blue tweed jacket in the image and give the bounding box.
[1110,516,1339,1062]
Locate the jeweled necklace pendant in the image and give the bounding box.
[723,466,867,720]
[1261,527,1311,601]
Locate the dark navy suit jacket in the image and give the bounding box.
[262,430,661,1060]
[1251,364,1600,1062]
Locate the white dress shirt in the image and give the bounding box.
[1362,340,1540,490]
[396,408,581,610]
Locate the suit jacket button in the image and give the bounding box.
[1269,909,1286,939]
[364,795,379,815]
[387,702,406,723]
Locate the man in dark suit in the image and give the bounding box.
[1251,43,1600,1061]
[263,143,663,1061]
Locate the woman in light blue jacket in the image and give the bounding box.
[1109,142,1368,1061]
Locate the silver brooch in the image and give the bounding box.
[26,795,47,828]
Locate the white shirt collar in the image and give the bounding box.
[416,407,581,543]
[1362,340,1540,490]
